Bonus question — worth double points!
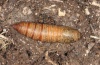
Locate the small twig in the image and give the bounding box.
[85,43,95,56]
[90,35,100,40]
[0,34,8,40]
[49,0,63,2]
[0,29,8,40]
[89,23,100,40]
[90,24,95,34]
[0,29,8,34]
[0,29,14,50]
[45,51,58,65]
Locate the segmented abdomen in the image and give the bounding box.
[12,22,80,43]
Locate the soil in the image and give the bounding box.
[0,0,100,65]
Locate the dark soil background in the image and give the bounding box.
[0,0,100,65]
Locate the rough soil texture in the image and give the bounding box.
[0,0,100,65]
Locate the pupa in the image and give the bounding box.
[12,22,81,43]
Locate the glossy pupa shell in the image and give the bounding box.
[12,22,80,43]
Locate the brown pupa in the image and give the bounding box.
[12,22,81,43]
